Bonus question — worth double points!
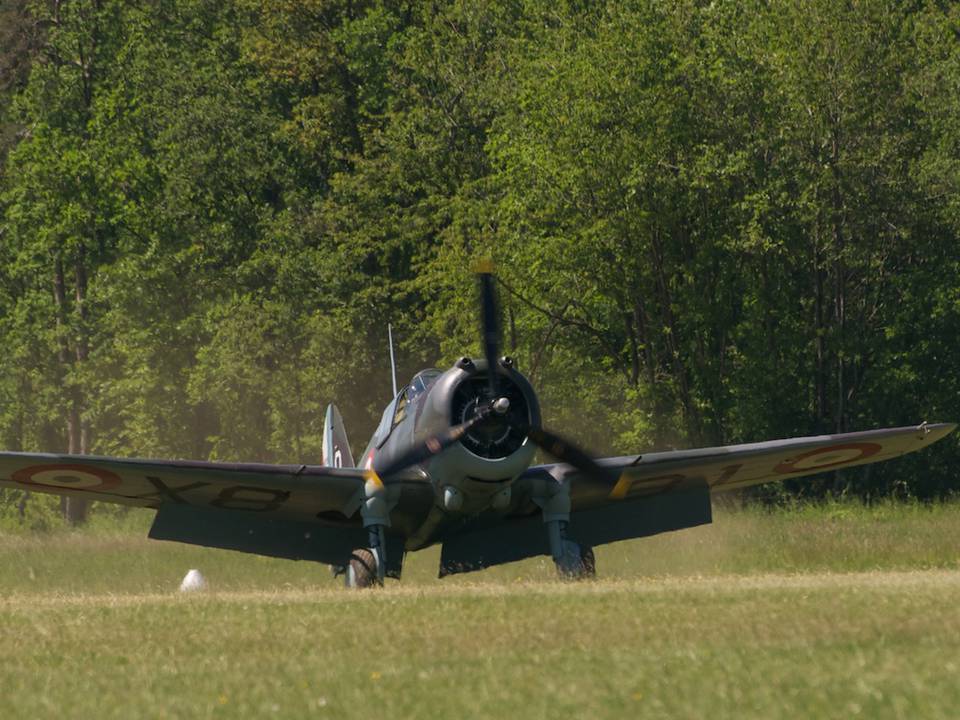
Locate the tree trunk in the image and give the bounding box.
[624,310,640,387]
[67,244,90,523]
[52,249,89,524]
[831,132,846,437]
[651,228,701,443]
[813,229,827,433]
[831,127,847,496]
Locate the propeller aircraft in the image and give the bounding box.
[0,269,954,587]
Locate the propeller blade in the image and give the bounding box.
[479,269,500,397]
[375,406,493,479]
[526,425,615,482]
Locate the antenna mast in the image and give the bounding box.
[388,323,398,397]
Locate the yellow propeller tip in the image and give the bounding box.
[363,469,384,489]
[473,258,496,275]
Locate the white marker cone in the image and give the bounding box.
[179,569,207,592]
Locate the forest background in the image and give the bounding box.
[1,0,959,522]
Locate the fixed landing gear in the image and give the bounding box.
[536,481,595,580]
[344,548,381,588]
[343,525,387,589]
[547,519,596,581]
[341,471,398,589]
[554,539,596,580]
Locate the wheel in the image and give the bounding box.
[554,541,596,581]
[344,548,381,588]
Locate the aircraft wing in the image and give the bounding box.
[0,452,374,519]
[439,423,956,575]
[524,422,957,510]
[0,452,432,568]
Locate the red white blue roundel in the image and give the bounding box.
[774,442,882,474]
[11,464,121,491]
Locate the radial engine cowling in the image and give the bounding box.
[416,358,541,489]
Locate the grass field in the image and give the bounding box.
[2,502,959,718]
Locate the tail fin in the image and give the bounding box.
[322,404,355,468]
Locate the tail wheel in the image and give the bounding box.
[345,548,381,589]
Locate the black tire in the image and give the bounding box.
[345,548,381,588]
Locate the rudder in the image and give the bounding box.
[322,404,355,468]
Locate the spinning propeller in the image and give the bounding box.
[372,263,611,484]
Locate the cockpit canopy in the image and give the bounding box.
[373,368,444,448]
[408,368,442,401]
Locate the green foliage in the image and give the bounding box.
[1,0,959,503]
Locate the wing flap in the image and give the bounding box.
[440,483,711,575]
[148,503,368,565]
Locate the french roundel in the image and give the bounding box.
[774,442,882,474]
[11,464,122,491]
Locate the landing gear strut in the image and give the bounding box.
[549,521,596,580]
[343,471,398,589]
[536,480,596,581]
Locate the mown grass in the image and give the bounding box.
[1,502,959,719]
[2,500,959,593]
